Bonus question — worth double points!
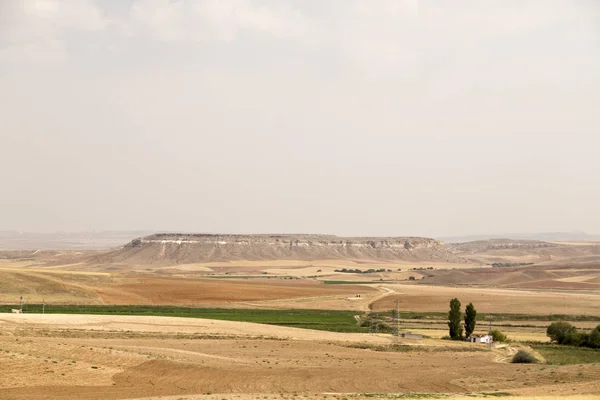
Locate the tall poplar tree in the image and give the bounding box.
[448,298,463,340]
[464,302,477,338]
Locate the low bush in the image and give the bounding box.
[563,330,587,346]
[585,326,600,348]
[490,329,508,343]
[512,350,538,364]
[359,313,393,333]
[546,321,577,344]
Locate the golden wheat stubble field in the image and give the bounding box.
[1,314,600,400]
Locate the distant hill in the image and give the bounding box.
[439,232,600,243]
[87,233,468,265]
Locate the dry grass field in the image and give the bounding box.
[0,265,377,306]
[5,265,600,317]
[369,284,600,316]
[447,240,600,266]
[1,315,600,400]
[414,263,600,290]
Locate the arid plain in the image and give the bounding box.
[1,234,600,399]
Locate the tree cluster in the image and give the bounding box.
[490,262,534,268]
[546,322,600,348]
[447,298,477,340]
[334,268,392,274]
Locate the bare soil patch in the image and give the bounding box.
[97,277,374,305]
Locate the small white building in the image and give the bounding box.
[466,334,492,344]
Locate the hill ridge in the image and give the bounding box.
[90,233,468,265]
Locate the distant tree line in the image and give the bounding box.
[491,262,534,268]
[546,322,600,348]
[334,268,392,274]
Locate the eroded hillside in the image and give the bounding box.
[91,234,468,265]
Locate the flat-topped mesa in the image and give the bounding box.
[129,233,443,250]
[110,233,466,265]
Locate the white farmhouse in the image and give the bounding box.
[466,334,492,344]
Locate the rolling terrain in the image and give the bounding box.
[413,262,600,290]
[447,239,600,265]
[2,314,600,399]
[0,267,375,307]
[2,234,600,307]
[2,232,600,399]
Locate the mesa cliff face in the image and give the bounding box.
[95,234,467,265]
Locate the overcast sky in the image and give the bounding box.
[1,0,599,237]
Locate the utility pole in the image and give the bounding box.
[489,314,493,347]
[19,294,23,313]
[396,300,401,339]
[42,299,45,314]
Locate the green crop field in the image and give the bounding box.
[530,344,600,365]
[0,305,370,333]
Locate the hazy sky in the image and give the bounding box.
[1,0,599,237]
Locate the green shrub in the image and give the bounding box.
[512,350,538,364]
[563,331,587,346]
[490,329,508,343]
[359,313,392,333]
[584,327,600,349]
[546,322,577,344]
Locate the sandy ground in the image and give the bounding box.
[1,314,599,400]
